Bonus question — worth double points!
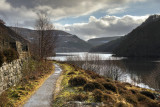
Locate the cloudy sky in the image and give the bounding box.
[0,0,160,40]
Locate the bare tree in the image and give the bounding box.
[66,54,126,81]
[35,11,57,60]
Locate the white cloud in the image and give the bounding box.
[0,0,11,11]
[0,0,154,41]
[107,7,128,14]
[0,1,37,27]
[0,0,148,26]
[32,0,147,20]
[55,15,149,40]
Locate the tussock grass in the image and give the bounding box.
[69,76,87,87]
[103,82,118,93]
[140,90,155,100]
[84,83,95,92]
[72,94,88,101]
[52,62,160,107]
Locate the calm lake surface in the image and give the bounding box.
[50,52,160,91]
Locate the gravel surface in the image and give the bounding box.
[23,64,62,107]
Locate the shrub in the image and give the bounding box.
[115,102,128,107]
[140,91,155,100]
[136,93,160,107]
[91,82,105,90]
[103,82,117,93]
[0,92,13,107]
[122,82,132,87]
[85,70,101,79]
[146,102,160,107]
[69,76,87,86]
[0,92,8,106]
[116,83,128,94]
[0,51,4,66]
[136,93,152,102]
[72,94,88,101]
[93,89,103,102]
[67,72,76,75]
[22,59,53,84]
[10,90,20,99]
[105,78,113,82]
[130,89,138,95]
[103,93,115,103]
[84,83,95,92]
[84,82,105,92]
[124,94,138,105]
[95,78,106,84]
[90,74,101,79]
[118,87,127,95]
[3,48,19,63]
[116,83,127,90]
[105,90,114,94]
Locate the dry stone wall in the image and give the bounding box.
[0,58,26,95]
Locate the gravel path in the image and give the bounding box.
[23,64,62,107]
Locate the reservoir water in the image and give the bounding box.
[49,52,160,91]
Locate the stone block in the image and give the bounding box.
[0,59,27,95]
[3,85,7,90]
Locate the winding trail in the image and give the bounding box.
[23,64,62,107]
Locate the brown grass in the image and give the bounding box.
[72,94,88,101]
[124,94,138,105]
[0,92,13,106]
[103,82,118,93]
[84,83,95,92]
[0,59,54,106]
[3,48,19,63]
[115,102,128,107]
[52,62,160,107]
[68,76,87,87]
[140,91,155,100]
[93,89,103,102]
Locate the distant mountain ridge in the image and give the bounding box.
[87,36,121,47]
[89,37,123,52]
[141,15,160,26]
[11,27,92,52]
[90,14,160,57]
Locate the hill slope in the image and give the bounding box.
[89,37,123,52]
[11,27,92,52]
[114,15,160,57]
[87,36,121,47]
[91,15,160,57]
[0,23,28,49]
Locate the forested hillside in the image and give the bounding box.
[91,15,160,58]
[114,15,160,57]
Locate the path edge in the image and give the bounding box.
[51,64,64,105]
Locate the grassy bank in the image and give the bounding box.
[53,62,160,107]
[0,59,54,107]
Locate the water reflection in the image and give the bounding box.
[50,52,160,91]
[105,59,160,90]
[119,59,160,90]
[48,52,124,61]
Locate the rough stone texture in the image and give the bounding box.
[0,58,26,95]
